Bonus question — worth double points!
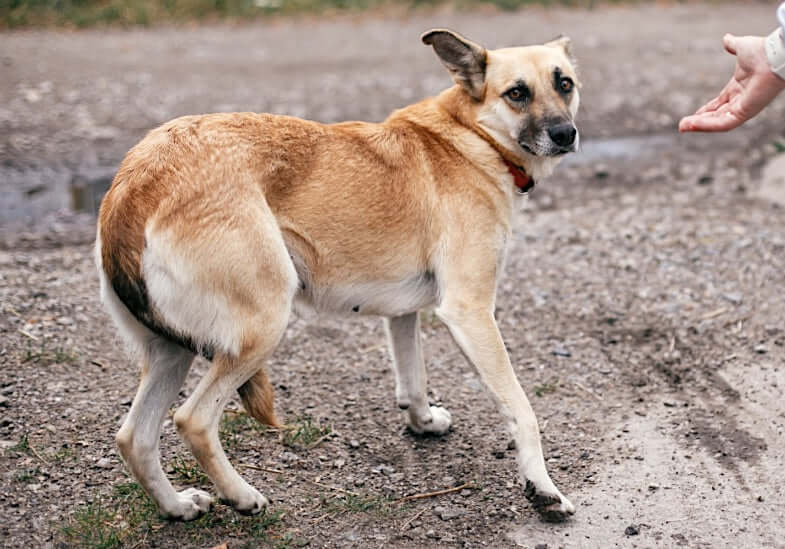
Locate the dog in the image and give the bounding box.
[95,28,580,522]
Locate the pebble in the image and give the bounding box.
[372,464,395,476]
[754,345,768,354]
[425,529,440,539]
[551,346,571,357]
[95,458,112,469]
[625,524,640,536]
[348,439,360,449]
[280,451,299,464]
[434,505,464,520]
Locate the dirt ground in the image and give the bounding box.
[2,3,785,548]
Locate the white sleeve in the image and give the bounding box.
[766,3,785,80]
[779,2,785,37]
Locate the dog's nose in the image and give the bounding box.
[547,124,577,147]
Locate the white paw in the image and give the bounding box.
[221,485,269,516]
[524,480,575,522]
[161,488,213,521]
[409,405,452,435]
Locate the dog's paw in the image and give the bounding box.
[221,486,269,516]
[524,480,575,523]
[162,488,214,521]
[408,405,452,435]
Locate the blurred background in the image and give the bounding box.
[1,0,783,243]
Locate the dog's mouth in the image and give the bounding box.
[519,142,575,157]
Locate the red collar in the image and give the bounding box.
[504,160,535,194]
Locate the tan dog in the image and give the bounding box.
[96,29,580,522]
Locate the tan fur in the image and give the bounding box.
[97,29,581,522]
[238,369,281,428]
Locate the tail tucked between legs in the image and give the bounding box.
[238,368,281,428]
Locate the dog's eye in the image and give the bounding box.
[506,86,528,101]
[559,77,574,93]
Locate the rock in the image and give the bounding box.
[625,524,640,536]
[723,292,743,305]
[535,544,549,549]
[280,451,299,464]
[754,344,768,354]
[434,505,464,520]
[425,529,440,539]
[95,458,112,469]
[551,346,571,357]
[372,464,395,476]
[348,439,360,449]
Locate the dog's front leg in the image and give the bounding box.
[385,313,451,434]
[435,297,575,522]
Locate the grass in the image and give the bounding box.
[59,479,288,548]
[534,378,559,397]
[14,466,41,483]
[54,444,76,463]
[2,0,633,29]
[169,454,209,485]
[281,415,331,449]
[220,410,270,450]
[10,432,31,454]
[22,340,78,366]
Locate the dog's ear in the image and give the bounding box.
[546,35,573,59]
[422,29,487,100]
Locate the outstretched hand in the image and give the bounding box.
[679,34,785,132]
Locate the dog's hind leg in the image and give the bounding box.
[162,200,296,515]
[386,312,451,435]
[116,338,212,520]
[174,333,288,514]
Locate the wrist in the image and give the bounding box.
[765,28,785,82]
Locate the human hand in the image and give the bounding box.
[679,34,785,132]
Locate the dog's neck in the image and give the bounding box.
[430,86,537,192]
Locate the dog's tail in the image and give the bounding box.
[238,368,281,428]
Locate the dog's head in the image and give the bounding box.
[422,29,580,173]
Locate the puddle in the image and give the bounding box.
[69,168,116,215]
[0,166,115,230]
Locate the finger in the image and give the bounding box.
[694,81,734,115]
[723,34,738,55]
[694,95,725,115]
[679,111,743,132]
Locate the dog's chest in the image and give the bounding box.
[294,272,438,318]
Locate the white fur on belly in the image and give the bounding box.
[296,274,438,318]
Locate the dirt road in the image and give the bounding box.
[2,3,785,547]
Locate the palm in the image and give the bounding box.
[679,34,785,132]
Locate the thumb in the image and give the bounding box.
[723,33,738,55]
